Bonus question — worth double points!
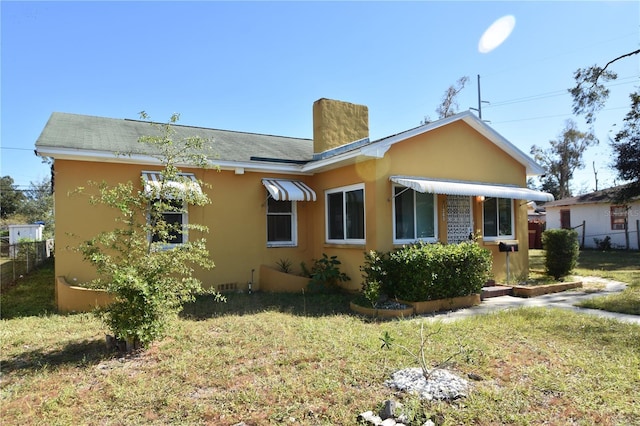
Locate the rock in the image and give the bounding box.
[358,410,382,425]
[380,400,402,420]
[467,372,484,381]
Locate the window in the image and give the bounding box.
[483,197,514,240]
[611,205,627,230]
[267,195,296,246]
[326,184,365,244]
[150,199,187,245]
[393,186,437,243]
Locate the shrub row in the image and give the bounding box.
[362,242,492,303]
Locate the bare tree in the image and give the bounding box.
[422,76,469,124]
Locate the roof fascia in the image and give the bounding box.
[35,147,313,176]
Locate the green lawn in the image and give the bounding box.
[1,257,639,425]
[530,249,640,315]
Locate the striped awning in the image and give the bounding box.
[142,171,202,198]
[262,178,316,201]
[390,176,554,202]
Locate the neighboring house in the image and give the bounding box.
[35,98,553,309]
[545,184,640,250]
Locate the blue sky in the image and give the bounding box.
[2,1,638,194]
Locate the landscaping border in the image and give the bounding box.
[350,294,481,318]
[349,301,414,319]
[511,281,582,298]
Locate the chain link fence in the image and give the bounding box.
[1,239,54,287]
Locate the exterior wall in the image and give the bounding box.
[546,202,640,250]
[53,119,535,310]
[53,159,318,294]
[380,121,530,282]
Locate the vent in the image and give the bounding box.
[217,282,238,292]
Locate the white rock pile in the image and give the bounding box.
[358,368,470,425]
[385,367,469,401]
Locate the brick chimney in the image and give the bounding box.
[313,98,369,154]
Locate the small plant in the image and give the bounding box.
[360,250,386,307]
[275,258,294,274]
[362,279,381,308]
[594,235,612,251]
[380,324,470,381]
[306,253,350,292]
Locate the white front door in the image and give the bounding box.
[446,195,473,244]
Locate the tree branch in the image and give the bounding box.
[591,49,640,89]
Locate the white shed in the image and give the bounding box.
[8,224,45,244]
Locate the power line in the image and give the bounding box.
[485,76,638,109]
[491,105,630,125]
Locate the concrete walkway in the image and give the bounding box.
[422,276,640,325]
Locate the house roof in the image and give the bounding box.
[35,112,313,174]
[35,110,546,176]
[544,183,640,208]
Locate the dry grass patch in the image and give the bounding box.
[2,256,639,425]
[2,303,639,425]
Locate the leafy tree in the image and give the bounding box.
[528,175,561,202]
[76,112,223,350]
[569,49,640,198]
[422,76,469,124]
[17,177,54,235]
[0,176,25,219]
[530,120,597,199]
[611,92,640,199]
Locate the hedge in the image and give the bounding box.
[362,242,492,302]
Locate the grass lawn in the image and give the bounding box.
[530,249,640,315]
[2,259,640,425]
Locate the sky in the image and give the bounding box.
[2,1,639,195]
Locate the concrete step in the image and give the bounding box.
[481,285,513,300]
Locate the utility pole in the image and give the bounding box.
[470,74,490,121]
[593,161,599,191]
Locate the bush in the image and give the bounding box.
[542,229,579,279]
[360,250,387,307]
[363,242,492,302]
[303,254,350,292]
[594,235,612,251]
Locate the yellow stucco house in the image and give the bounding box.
[36,98,553,312]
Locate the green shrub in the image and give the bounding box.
[360,250,387,307]
[368,242,492,302]
[304,254,350,292]
[542,229,579,279]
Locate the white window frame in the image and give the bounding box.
[266,194,298,247]
[392,185,438,244]
[482,197,515,241]
[148,199,188,249]
[325,183,365,245]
